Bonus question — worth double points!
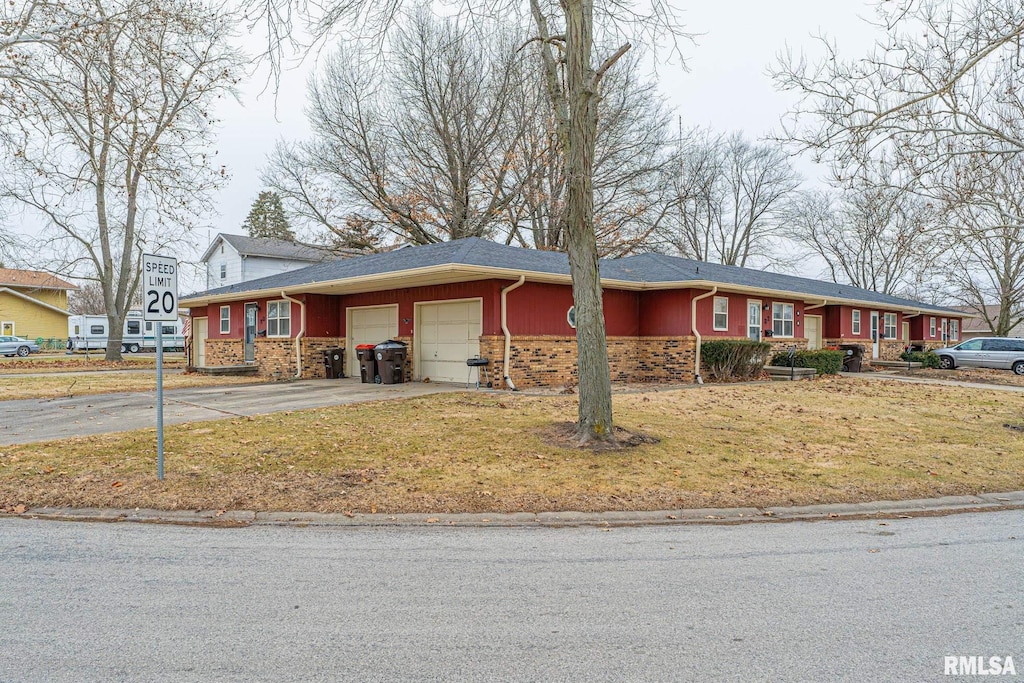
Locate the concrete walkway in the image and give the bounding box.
[0,377,465,445]
[844,370,1024,393]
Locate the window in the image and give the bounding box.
[161,324,176,335]
[772,302,794,337]
[957,339,983,351]
[146,321,153,332]
[930,317,936,337]
[267,300,291,337]
[73,325,81,335]
[220,305,231,334]
[852,310,861,335]
[949,320,959,341]
[126,320,140,335]
[884,313,898,340]
[713,297,729,331]
[941,318,948,341]
[566,305,576,329]
[90,325,104,335]
[219,263,227,280]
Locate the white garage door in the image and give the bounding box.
[348,305,398,376]
[416,300,482,383]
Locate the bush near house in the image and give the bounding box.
[900,349,941,368]
[701,340,771,381]
[770,349,844,376]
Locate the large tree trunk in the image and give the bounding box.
[564,0,614,443]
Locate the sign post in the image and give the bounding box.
[142,253,178,481]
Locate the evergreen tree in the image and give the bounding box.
[243,191,294,240]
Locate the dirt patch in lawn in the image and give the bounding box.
[1,377,1022,514]
[539,422,660,451]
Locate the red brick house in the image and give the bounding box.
[180,238,965,388]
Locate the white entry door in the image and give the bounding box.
[416,300,482,383]
[194,317,208,367]
[870,311,880,359]
[747,300,761,341]
[805,315,822,350]
[348,305,399,375]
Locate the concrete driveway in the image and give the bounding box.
[0,378,465,445]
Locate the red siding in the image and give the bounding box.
[204,297,301,339]
[638,290,689,336]
[304,294,341,337]
[504,282,638,336]
[692,291,752,338]
[340,281,504,336]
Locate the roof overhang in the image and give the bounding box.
[179,264,967,318]
[0,287,73,316]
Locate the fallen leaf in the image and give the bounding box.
[111,481,123,488]
[13,504,26,514]
[426,517,439,523]
[666,514,677,520]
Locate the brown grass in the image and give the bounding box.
[895,366,1024,387]
[1,377,1022,514]
[0,372,265,401]
[0,353,185,374]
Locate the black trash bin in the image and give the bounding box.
[839,343,865,372]
[374,340,408,384]
[323,348,344,379]
[356,344,378,383]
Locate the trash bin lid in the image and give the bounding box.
[374,339,407,349]
[356,343,377,350]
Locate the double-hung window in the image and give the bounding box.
[772,303,794,338]
[930,317,936,337]
[950,320,960,341]
[852,310,861,335]
[713,297,729,331]
[220,305,231,334]
[883,313,898,340]
[267,301,291,337]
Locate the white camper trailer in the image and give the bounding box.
[67,311,184,352]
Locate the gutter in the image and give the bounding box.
[804,299,827,312]
[280,291,305,379]
[691,287,718,385]
[500,276,526,390]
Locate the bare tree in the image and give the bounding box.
[663,129,801,267]
[939,154,1024,336]
[267,10,530,249]
[68,280,106,315]
[0,0,243,360]
[773,0,1024,172]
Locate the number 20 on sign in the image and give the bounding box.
[142,253,178,322]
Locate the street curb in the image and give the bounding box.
[6,491,1024,529]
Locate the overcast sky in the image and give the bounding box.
[206,1,881,250]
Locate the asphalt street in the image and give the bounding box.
[1,511,1020,682]
[0,378,463,445]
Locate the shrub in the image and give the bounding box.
[700,340,771,381]
[899,349,941,368]
[769,349,844,376]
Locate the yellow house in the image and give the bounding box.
[0,268,77,341]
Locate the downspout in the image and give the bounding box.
[804,300,827,347]
[804,299,827,312]
[281,291,305,379]
[501,276,526,390]
[691,286,718,385]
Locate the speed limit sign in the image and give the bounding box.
[142,253,178,322]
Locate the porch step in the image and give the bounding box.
[764,365,817,381]
[870,360,923,369]
[189,364,260,376]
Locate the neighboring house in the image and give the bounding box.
[200,233,334,290]
[955,305,1024,340]
[181,238,965,387]
[0,267,77,340]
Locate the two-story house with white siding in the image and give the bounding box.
[201,234,334,290]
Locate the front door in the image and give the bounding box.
[194,317,208,367]
[1,321,13,336]
[902,321,910,345]
[805,315,822,350]
[870,311,880,359]
[244,303,257,363]
[747,300,761,342]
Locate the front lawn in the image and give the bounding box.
[0,371,265,401]
[1,378,1021,514]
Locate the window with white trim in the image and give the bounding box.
[566,305,576,329]
[267,301,291,337]
[950,319,960,341]
[713,296,729,331]
[219,263,227,280]
[883,313,897,340]
[772,303,794,338]
[220,305,230,334]
[851,310,861,335]
[930,317,936,337]
[941,318,948,341]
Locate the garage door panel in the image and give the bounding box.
[348,306,398,373]
[417,300,481,383]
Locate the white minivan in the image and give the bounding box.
[935,337,1024,375]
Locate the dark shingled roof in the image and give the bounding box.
[203,233,333,263]
[183,237,961,314]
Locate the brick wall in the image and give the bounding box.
[765,338,809,356]
[253,336,346,380]
[478,335,697,389]
[823,337,908,363]
[301,337,346,379]
[204,338,245,366]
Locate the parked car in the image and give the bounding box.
[934,337,1024,375]
[0,335,41,357]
